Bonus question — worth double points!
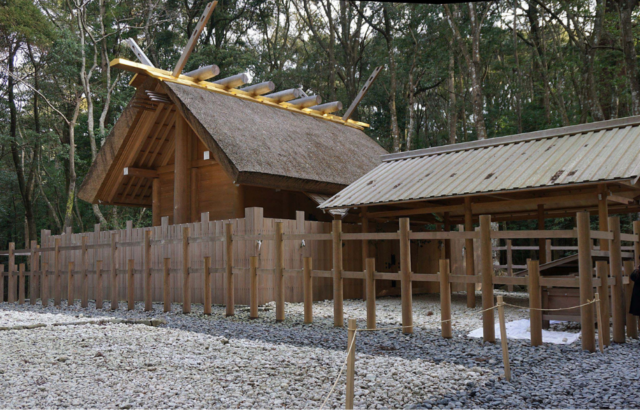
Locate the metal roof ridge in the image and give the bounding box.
[381,115,640,162]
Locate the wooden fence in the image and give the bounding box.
[1,210,638,352]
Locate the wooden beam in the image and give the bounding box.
[172,2,218,77]
[342,66,383,121]
[157,159,216,174]
[124,167,159,179]
[608,194,634,205]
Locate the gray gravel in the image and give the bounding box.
[0,292,637,409]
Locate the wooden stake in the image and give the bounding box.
[225,223,233,317]
[30,240,38,305]
[183,226,191,314]
[577,211,595,352]
[250,256,259,319]
[480,215,495,343]
[275,221,285,322]
[96,261,103,309]
[303,256,313,324]
[8,242,15,303]
[596,261,611,345]
[204,256,212,315]
[608,216,625,343]
[496,295,511,381]
[595,292,605,353]
[144,230,152,311]
[110,233,118,310]
[332,219,344,327]
[624,260,638,339]
[365,258,376,330]
[127,259,135,310]
[439,259,452,339]
[163,258,171,313]
[54,238,61,307]
[67,261,74,306]
[464,197,476,308]
[528,259,542,347]
[346,318,357,410]
[399,218,413,334]
[81,236,88,308]
[18,263,25,305]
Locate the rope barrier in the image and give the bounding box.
[318,328,359,410]
[502,299,596,312]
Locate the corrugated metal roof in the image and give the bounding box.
[320,116,640,209]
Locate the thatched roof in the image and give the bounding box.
[78,77,386,206]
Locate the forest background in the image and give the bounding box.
[1,0,639,251]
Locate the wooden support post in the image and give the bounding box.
[30,240,38,305]
[274,222,285,322]
[361,214,369,301]
[506,240,513,292]
[110,233,118,310]
[624,260,638,339]
[634,221,640,267]
[144,230,152,312]
[596,261,611,345]
[225,223,233,317]
[538,205,546,265]
[366,258,376,330]
[250,256,259,319]
[444,212,452,261]
[152,178,161,227]
[204,256,212,315]
[577,211,596,352]
[545,239,552,263]
[81,236,88,308]
[96,261,103,309]
[8,242,15,303]
[183,226,191,314]
[67,261,74,306]
[346,318,357,410]
[332,218,344,327]
[440,259,452,339]
[480,215,495,343]
[54,238,61,307]
[303,256,313,324]
[163,258,171,313]
[127,259,134,310]
[173,115,190,225]
[598,185,609,252]
[399,218,413,334]
[595,292,604,353]
[18,263,25,305]
[464,197,476,308]
[41,262,48,307]
[528,259,542,347]
[497,295,511,381]
[608,216,625,343]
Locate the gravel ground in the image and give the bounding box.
[0,291,638,409]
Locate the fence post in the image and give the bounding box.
[250,256,259,319]
[595,292,604,353]
[182,226,191,314]
[332,218,343,327]
[67,261,74,306]
[204,256,212,315]
[111,233,118,311]
[224,223,233,317]
[608,216,625,344]
[41,262,48,307]
[54,238,61,307]
[8,242,15,303]
[399,218,413,334]
[496,295,511,381]
[479,215,495,343]
[596,261,611,345]
[440,259,452,338]
[365,258,376,330]
[144,230,152,312]
[624,260,638,339]
[163,258,171,313]
[346,318,357,410]
[527,259,542,347]
[303,256,313,324]
[30,240,38,305]
[81,236,88,308]
[577,211,595,352]
[275,221,285,322]
[19,263,25,305]
[96,260,103,309]
[127,259,134,310]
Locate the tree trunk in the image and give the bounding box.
[620,0,640,115]
[448,35,457,144]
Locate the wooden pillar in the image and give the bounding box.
[8,242,15,303]
[624,260,638,339]
[173,115,190,225]
[95,261,103,309]
[444,212,452,261]
[54,238,61,307]
[275,221,285,322]
[506,239,513,292]
[250,256,259,319]
[464,197,476,308]
[67,261,74,306]
[110,233,118,311]
[609,216,625,343]
[596,261,611,345]
[81,236,88,308]
[399,218,413,334]
[577,211,595,352]
[182,226,191,314]
[303,256,313,324]
[598,185,609,251]
[30,240,38,305]
[144,230,152,311]
[18,263,25,304]
[332,218,344,327]
[634,221,640,267]
[225,223,233,317]
[203,256,212,315]
[528,259,542,347]
[538,204,546,265]
[365,258,376,330]
[479,215,495,343]
[152,178,161,227]
[361,213,369,301]
[439,259,452,339]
